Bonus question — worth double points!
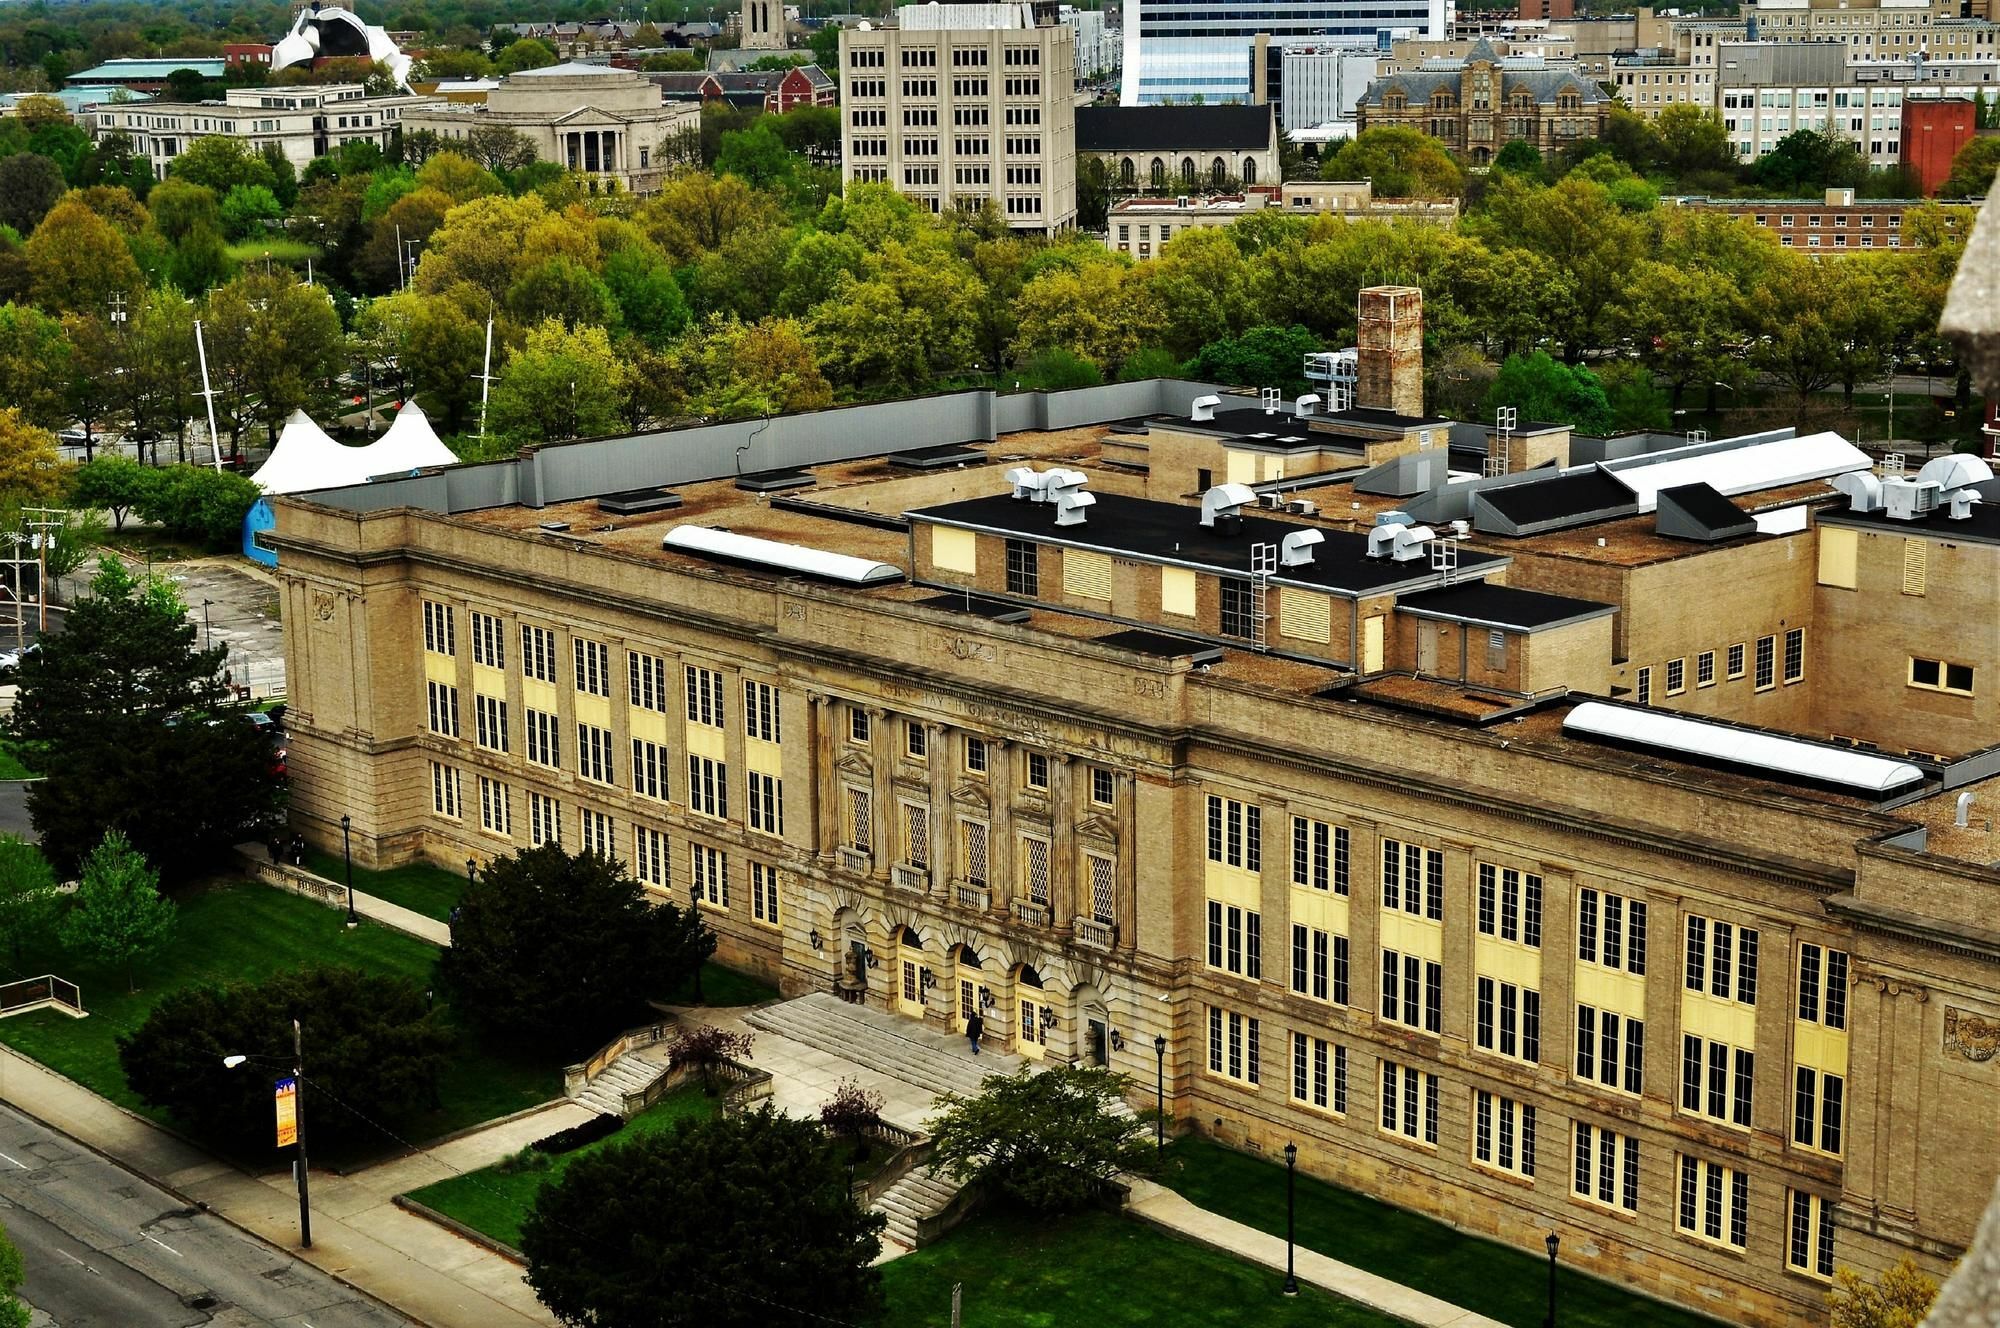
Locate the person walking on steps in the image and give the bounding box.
[966,1009,985,1055]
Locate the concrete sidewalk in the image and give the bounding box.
[238,848,452,946]
[0,1044,574,1328]
[1124,1176,1508,1328]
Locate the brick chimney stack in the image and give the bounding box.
[1355,286,1424,419]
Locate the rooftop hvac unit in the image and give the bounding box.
[1191,394,1221,422]
[1374,510,1413,527]
[1830,471,1883,513]
[1917,452,1994,491]
[1391,524,1435,562]
[1948,488,1983,520]
[1280,529,1323,566]
[1005,465,1048,500]
[1286,499,1318,516]
[1044,468,1093,526]
[1294,394,1322,417]
[1881,477,1941,521]
[1366,522,1406,558]
[1199,482,1257,532]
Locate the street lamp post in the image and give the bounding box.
[1544,1231,1560,1328]
[340,814,358,928]
[1153,1034,1166,1153]
[202,599,213,652]
[1282,1142,1299,1296]
[223,1017,311,1248]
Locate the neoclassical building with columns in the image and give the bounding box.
[399,62,698,193]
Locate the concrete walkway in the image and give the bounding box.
[1124,1176,1507,1328]
[0,1042,576,1328]
[239,849,452,946]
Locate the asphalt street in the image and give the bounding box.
[0,1103,408,1328]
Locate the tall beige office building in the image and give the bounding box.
[839,1,1077,233]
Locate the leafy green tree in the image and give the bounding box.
[203,272,344,444]
[1320,126,1464,197]
[169,136,278,196]
[1481,350,1613,434]
[663,316,833,422]
[1754,126,1867,194]
[58,829,175,991]
[0,154,66,234]
[929,1066,1154,1213]
[1469,174,1645,358]
[166,223,234,295]
[462,123,539,173]
[1492,138,1545,181]
[1189,323,1320,393]
[119,965,451,1152]
[1616,260,1746,407]
[0,1221,26,1328]
[1655,104,1734,181]
[603,247,690,347]
[1598,360,1673,432]
[489,318,628,441]
[0,408,65,504]
[715,121,796,190]
[403,296,488,433]
[521,1108,885,1328]
[357,186,451,293]
[0,836,61,969]
[218,183,282,240]
[25,198,143,316]
[494,36,556,74]
[148,178,223,245]
[1016,347,1102,390]
[1940,135,2000,199]
[439,841,714,1056]
[0,302,71,428]
[506,255,619,330]
[6,558,286,882]
[809,242,982,391]
[1828,1256,1938,1328]
[132,464,262,547]
[1119,347,1184,381]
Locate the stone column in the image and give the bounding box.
[721,665,746,830]
[989,747,1016,919]
[868,706,891,880]
[927,722,950,894]
[1116,772,1138,951]
[809,693,836,854]
[1050,753,1076,931]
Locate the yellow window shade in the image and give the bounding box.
[1815,527,1856,589]
[1279,589,1330,643]
[932,525,977,574]
[1161,566,1197,617]
[1063,549,1113,601]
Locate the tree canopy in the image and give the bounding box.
[929,1066,1155,1213]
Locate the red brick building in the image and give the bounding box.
[1900,98,1979,197]
[224,43,274,69]
[641,64,835,112]
[1517,0,1574,18]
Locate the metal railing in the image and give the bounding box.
[0,974,83,1019]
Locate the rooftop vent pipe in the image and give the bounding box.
[1829,471,1882,513]
[1280,528,1324,566]
[1294,394,1322,418]
[1199,482,1257,531]
[1947,488,1983,520]
[1044,468,1093,526]
[1191,395,1221,422]
[1391,524,1435,562]
[1958,790,1976,828]
[1366,522,1406,558]
[1005,465,1046,500]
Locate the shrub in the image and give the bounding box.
[530,1113,623,1156]
[667,1024,754,1093]
[496,1145,553,1174]
[819,1079,885,1141]
[929,1065,1153,1213]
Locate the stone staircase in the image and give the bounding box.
[872,1166,963,1254]
[747,992,1014,1101]
[574,1054,670,1117]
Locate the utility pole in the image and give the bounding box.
[22,509,64,633]
[474,313,498,440]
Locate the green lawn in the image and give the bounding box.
[0,884,559,1152]
[0,743,38,780]
[880,1206,1402,1328]
[304,849,467,922]
[224,237,323,265]
[404,1083,720,1249]
[669,960,780,1008]
[1158,1138,1715,1328]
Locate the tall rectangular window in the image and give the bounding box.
[690,842,727,907]
[1792,1066,1844,1156]
[632,738,669,801]
[1755,634,1776,689]
[688,755,727,819]
[525,709,561,769]
[1788,1190,1836,1279]
[1291,817,1349,895]
[751,861,780,925]
[1206,901,1261,979]
[1086,853,1115,926]
[1382,950,1442,1034]
[478,776,510,835]
[1205,1006,1259,1086]
[1798,943,1848,1029]
[521,625,556,682]
[747,771,784,836]
[430,762,460,818]
[628,651,668,712]
[1575,1004,1643,1095]
[1205,795,1261,871]
[474,695,508,752]
[1476,977,1540,1064]
[578,807,612,857]
[426,680,460,738]
[1578,887,1646,974]
[633,825,667,890]
[1472,1090,1536,1178]
[1677,1156,1749,1249]
[685,666,725,727]
[1379,1060,1439,1145]
[1382,839,1443,920]
[1784,628,1805,683]
[960,819,989,887]
[1291,925,1348,1005]
[1686,914,1757,1005]
[847,787,873,853]
[744,680,780,742]
[1291,1034,1346,1114]
[1682,1034,1753,1127]
[470,610,505,668]
[1477,864,1542,947]
[422,600,455,656]
[1572,1121,1640,1212]
[577,723,615,784]
[1219,580,1255,639]
[1021,833,1049,904]
[528,791,561,846]
[573,638,610,697]
[1005,538,1038,595]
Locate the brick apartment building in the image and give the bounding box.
[1901,97,1982,196]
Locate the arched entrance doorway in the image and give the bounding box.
[1015,964,1050,1061]
[895,926,930,1020]
[1074,982,1112,1068]
[952,945,992,1035]
[832,906,869,1001]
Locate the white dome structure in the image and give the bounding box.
[355,400,457,476]
[272,3,413,88]
[251,403,456,496]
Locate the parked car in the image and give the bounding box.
[0,642,39,680]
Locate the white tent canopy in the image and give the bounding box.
[250,404,455,496]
